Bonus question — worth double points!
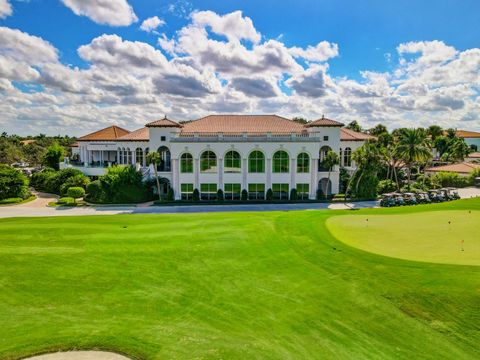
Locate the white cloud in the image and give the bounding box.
[140,16,165,33]
[61,0,138,26]
[158,33,176,55]
[289,41,339,62]
[0,0,12,19]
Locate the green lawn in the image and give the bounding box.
[0,200,479,359]
[327,210,480,266]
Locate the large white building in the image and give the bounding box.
[67,115,374,200]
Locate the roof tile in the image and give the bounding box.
[78,126,130,141]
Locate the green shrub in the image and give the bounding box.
[377,179,397,194]
[67,187,85,203]
[241,189,248,201]
[217,189,224,202]
[266,188,273,201]
[57,197,75,205]
[31,167,85,195]
[431,171,470,188]
[86,180,105,203]
[192,188,200,202]
[166,188,175,201]
[290,188,298,201]
[0,164,29,200]
[42,143,63,171]
[0,197,23,205]
[60,174,90,195]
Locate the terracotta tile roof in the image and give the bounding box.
[145,117,182,128]
[117,127,149,141]
[78,126,130,141]
[181,114,306,134]
[70,142,79,147]
[467,152,480,158]
[340,128,376,141]
[425,162,480,174]
[20,139,36,145]
[305,116,344,127]
[456,130,480,138]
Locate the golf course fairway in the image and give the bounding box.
[0,199,479,359]
[327,210,480,265]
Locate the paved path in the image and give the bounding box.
[23,351,129,360]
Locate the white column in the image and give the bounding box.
[290,158,296,191]
[117,149,120,165]
[311,158,318,199]
[172,158,180,200]
[194,158,200,190]
[242,158,247,190]
[143,148,146,167]
[266,158,272,191]
[218,157,224,190]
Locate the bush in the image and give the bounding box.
[350,170,379,199]
[86,180,105,203]
[241,189,248,201]
[266,188,273,201]
[60,174,90,196]
[31,167,86,195]
[42,143,63,171]
[431,172,470,188]
[67,187,85,203]
[377,179,397,194]
[217,189,224,202]
[290,188,298,201]
[316,188,323,200]
[57,197,75,205]
[0,197,24,205]
[167,188,175,201]
[0,164,29,200]
[192,188,200,202]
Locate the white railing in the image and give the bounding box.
[171,132,322,142]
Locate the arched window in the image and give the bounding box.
[297,153,310,173]
[319,146,332,171]
[180,153,193,173]
[273,150,289,173]
[343,147,352,167]
[157,146,171,172]
[200,150,217,173]
[135,148,143,164]
[122,147,127,164]
[126,148,132,164]
[248,151,265,173]
[224,150,241,173]
[318,178,332,196]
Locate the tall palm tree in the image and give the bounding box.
[427,125,443,141]
[396,128,432,185]
[323,150,339,198]
[146,151,162,201]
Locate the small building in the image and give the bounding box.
[456,130,480,151]
[425,162,480,176]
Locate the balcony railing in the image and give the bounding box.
[170,132,322,142]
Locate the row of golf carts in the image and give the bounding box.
[380,188,460,207]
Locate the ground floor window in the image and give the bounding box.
[248,183,265,200]
[297,183,309,200]
[272,183,289,200]
[224,183,241,200]
[200,183,217,200]
[181,183,194,200]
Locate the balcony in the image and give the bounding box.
[170,132,322,143]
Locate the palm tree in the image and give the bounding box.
[146,151,162,201]
[323,150,339,198]
[396,128,432,185]
[427,125,443,141]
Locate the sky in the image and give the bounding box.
[0,0,479,136]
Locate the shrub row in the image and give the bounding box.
[0,164,30,200]
[31,168,90,195]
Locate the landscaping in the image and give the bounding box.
[0,199,479,359]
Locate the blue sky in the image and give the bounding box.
[0,0,479,135]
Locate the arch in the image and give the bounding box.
[200,150,217,173]
[297,152,310,173]
[180,152,193,173]
[319,146,332,171]
[343,147,352,167]
[224,150,241,173]
[135,147,143,164]
[272,150,289,173]
[248,150,265,173]
[318,178,332,196]
[157,146,171,172]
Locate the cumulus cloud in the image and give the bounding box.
[0,0,12,19]
[289,41,339,62]
[61,0,138,26]
[140,16,165,33]
[286,64,329,97]
[230,77,279,98]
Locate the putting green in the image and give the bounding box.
[327,210,480,266]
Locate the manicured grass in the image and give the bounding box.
[0,200,479,359]
[327,210,480,266]
[0,195,36,206]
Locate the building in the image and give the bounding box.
[456,130,480,151]
[65,115,373,200]
[425,162,480,177]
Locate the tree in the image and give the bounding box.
[346,120,362,132]
[0,165,29,200]
[67,187,85,204]
[323,150,339,198]
[292,117,308,124]
[146,151,162,201]
[427,125,443,141]
[346,142,382,199]
[368,124,388,136]
[396,128,431,184]
[42,143,63,170]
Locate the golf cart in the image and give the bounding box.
[380,193,397,207]
[444,187,460,200]
[438,188,453,201]
[392,192,406,206]
[415,192,431,204]
[428,189,445,202]
[403,192,418,205]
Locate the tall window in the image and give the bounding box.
[297,153,310,173]
[273,151,289,173]
[297,183,309,200]
[224,183,241,200]
[248,183,265,200]
[248,151,265,173]
[200,183,217,200]
[117,147,121,164]
[122,148,127,164]
[224,151,241,173]
[180,153,193,173]
[181,183,194,200]
[135,148,143,164]
[157,146,171,172]
[272,183,289,200]
[200,151,217,173]
[343,147,352,167]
